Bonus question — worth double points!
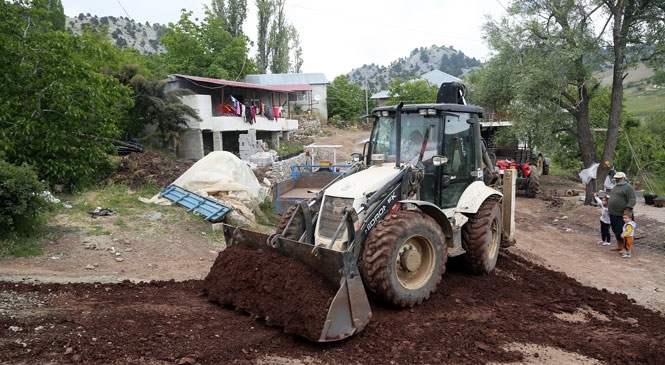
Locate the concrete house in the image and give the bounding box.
[164,74,309,161]
[245,73,330,123]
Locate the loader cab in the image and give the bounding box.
[368,104,484,209]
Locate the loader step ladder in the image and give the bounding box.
[159,184,233,222]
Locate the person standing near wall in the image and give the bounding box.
[607,172,636,253]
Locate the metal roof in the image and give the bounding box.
[172,74,311,92]
[370,90,391,99]
[245,73,329,86]
[420,70,461,87]
[370,70,461,99]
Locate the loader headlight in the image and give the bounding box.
[418,108,436,115]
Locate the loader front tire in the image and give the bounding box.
[276,203,316,241]
[361,210,446,308]
[461,199,502,275]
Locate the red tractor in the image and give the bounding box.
[496,158,540,198]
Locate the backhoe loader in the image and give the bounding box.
[204,82,516,342]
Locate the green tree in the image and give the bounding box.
[597,0,665,192]
[327,76,365,122]
[43,0,65,30]
[387,78,438,105]
[288,24,303,73]
[0,161,48,239]
[159,10,255,80]
[0,1,133,188]
[473,1,611,202]
[115,64,201,154]
[207,0,248,37]
[255,0,274,73]
[255,0,301,74]
[269,0,290,73]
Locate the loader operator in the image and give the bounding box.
[404,130,436,165]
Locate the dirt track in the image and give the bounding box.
[2,131,665,364]
[2,245,665,365]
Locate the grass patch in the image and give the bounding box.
[0,181,229,258]
[0,218,62,258]
[548,165,580,181]
[0,234,44,257]
[624,84,665,120]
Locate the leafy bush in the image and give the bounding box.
[0,161,49,238]
[328,115,347,128]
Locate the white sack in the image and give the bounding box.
[579,163,599,185]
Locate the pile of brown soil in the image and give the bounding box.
[3,251,665,364]
[106,151,194,189]
[203,244,337,341]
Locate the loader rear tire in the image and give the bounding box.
[361,210,446,308]
[461,199,502,275]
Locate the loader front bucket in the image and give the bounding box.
[203,223,372,342]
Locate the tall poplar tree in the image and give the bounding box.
[255,0,274,73]
[207,0,248,37]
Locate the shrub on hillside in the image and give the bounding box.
[0,161,49,238]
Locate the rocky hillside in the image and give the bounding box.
[66,14,479,88]
[66,14,166,55]
[346,45,482,90]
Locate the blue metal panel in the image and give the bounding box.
[159,184,233,222]
[290,165,350,179]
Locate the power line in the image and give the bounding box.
[116,0,133,20]
[494,0,507,11]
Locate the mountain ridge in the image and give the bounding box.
[66,13,481,88]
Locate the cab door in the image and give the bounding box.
[438,114,477,209]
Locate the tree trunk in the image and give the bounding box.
[575,84,599,204]
[599,0,634,200]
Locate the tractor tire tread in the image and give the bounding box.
[361,210,446,308]
[461,199,502,275]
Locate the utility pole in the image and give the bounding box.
[364,73,369,115]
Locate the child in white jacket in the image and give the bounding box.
[594,193,611,246]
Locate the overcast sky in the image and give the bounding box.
[61,0,507,80]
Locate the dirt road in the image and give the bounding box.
[2,129,665,364]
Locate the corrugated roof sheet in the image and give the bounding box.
[245,73,329,85]
[172,74,311,92]
[421,70,461,86]
[370,90,390,99]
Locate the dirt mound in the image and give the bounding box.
[106,151,194,189]
[204,244,337,341]
[3,252,665,364]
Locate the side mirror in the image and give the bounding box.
[351,152,363,163]
[432,156,448,166]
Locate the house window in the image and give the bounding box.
[289,91,307,102]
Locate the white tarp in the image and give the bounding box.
[143,151,269,222]
[579,163,615,190]
[579,163,599,185]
